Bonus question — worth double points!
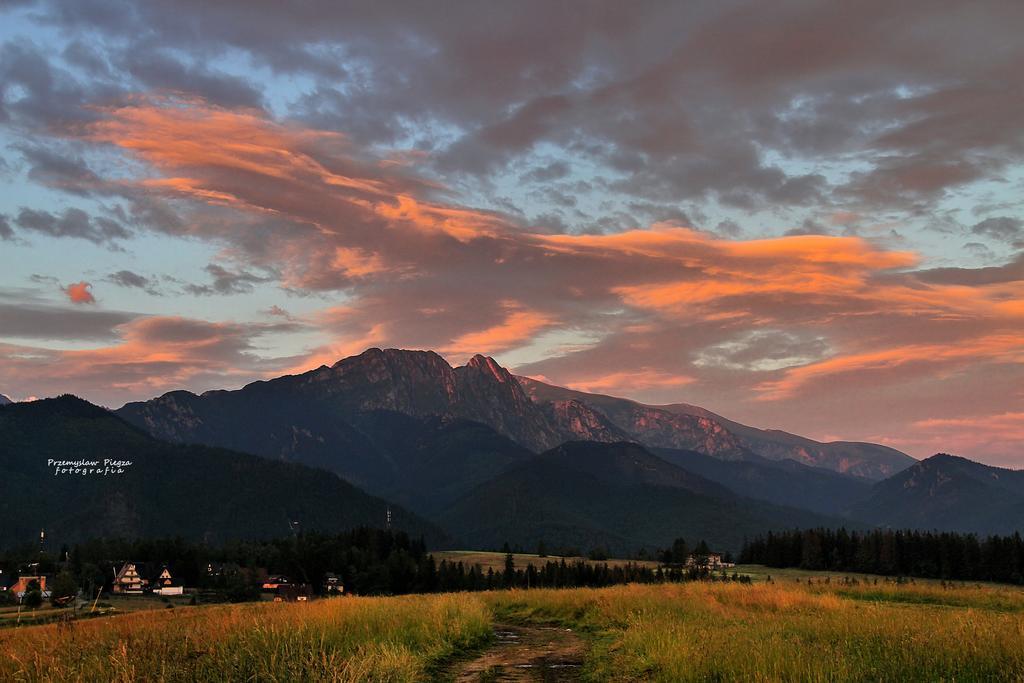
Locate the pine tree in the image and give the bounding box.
[503,551,516,588]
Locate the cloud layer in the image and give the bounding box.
[1,1,1023,463]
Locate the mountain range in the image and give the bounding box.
[4,347,1022,553]
[118,348,912,483]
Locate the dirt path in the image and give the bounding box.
[451,622,585,682]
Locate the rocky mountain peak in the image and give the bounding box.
[463,354,512,383]
[323,348,459,414]
[333,347,452,378]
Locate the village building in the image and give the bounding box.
[685,553,735,570]
[113,562,147,594]
[261,575,291,592]
[322,573,344,595]
[9,575,50,599]
[151,566,184,596]
[273,584,313,602]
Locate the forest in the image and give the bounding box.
[740,528,1024,583]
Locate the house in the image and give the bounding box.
[154,566,174,588]
[261,575,291,592]
[273,584,313,602]
[9,575,50,599]
[151,566,183,596]
[322,573,344,595]
[685,553,735,570]
[113,562,146,594]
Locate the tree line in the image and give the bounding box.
[1,529,748,605]
[433,554,745,592]
[740,528,1024,583]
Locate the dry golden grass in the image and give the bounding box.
[6,575,1024,681]
[486,580,1024,681]
[0,593,490,682]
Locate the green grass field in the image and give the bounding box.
[4,568,1024,681]
[0,594,200,630]
[433,549,660,571]
[732,564,972,584]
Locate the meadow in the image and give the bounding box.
[4,570,1024,681]
[433,549,660,571]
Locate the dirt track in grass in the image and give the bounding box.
[451,622,585,682]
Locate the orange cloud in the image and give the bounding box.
[536,225,916,268]
[756,334,1024,400]
[65,281,95,304]
[914,412,1024,436]
[84,95,503,242]
[443,302,555,359]
[87,96,379,191]
[328,247,388,279]
[0,316,298,401]
[563,369,696,395]
[868,413,1024,466]
[529,225,947,327]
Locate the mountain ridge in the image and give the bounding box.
[119,347,912,481]
[517,376,914,479]
[652,446,874,517]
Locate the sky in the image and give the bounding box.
[0,1,1023,465]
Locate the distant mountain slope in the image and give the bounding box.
[518,377,914,479]
[0,396,443,547]
[0,394,11,405]
[118,348,913,489]
[343,411,535,515]
[118,387,389,489]
[117,355,539,515]
[851,454,1024,534]
[437,441,848,555]
[653,447,873,516]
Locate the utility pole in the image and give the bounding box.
[386,506,392,531]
